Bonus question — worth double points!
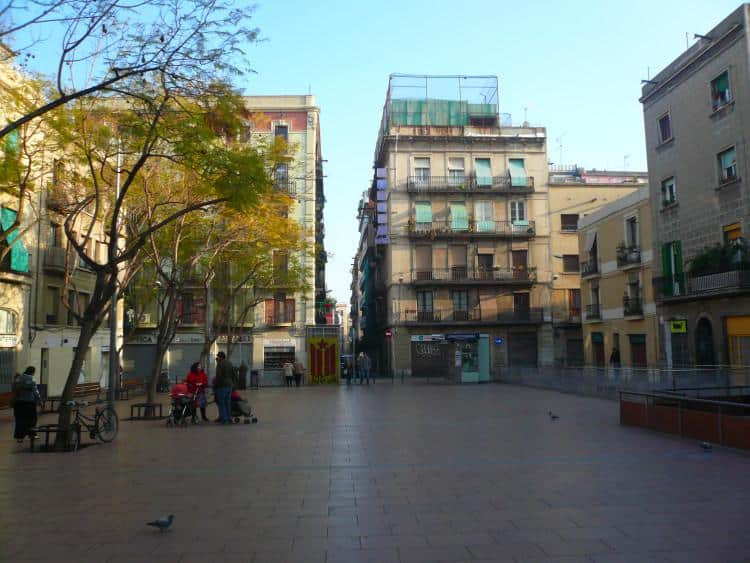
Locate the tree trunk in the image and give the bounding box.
[147,341,168,404]
[147,285,179,403]
[53,319,98,451]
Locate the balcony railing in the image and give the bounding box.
[581,260,599,277]
[553,308,581,324]
[654,269,750,300]
[585,304,601,320]
[406,174,534,193]
[616,247,642,268]
[407,219,535,238]
[43,246,67,272]
[410,267,535,284]
[395,307,544,324]
[273,179,296,195]
[623,296,643,316]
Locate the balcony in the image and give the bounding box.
[407,219,535,239]
[623,295,643,317]
[654,269,750,301]
[616,246,641,269]
[553,308,581,325]
[394,307,544,325]
[273,179,296,196]
[585,304,601,321]
[581,260,599,278]
[43,246,67,273]
[406,174,534,194]
[410,267,535,285]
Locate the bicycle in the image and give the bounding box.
[65,400,119,451]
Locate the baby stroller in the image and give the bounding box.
[166,382,196,427]
[231,389,258,424]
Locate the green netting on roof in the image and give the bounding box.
[467,103,496,117]
[390,99,470,126]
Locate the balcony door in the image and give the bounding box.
[415,245,432,281]
[449,245,467,280]
[512,249,527,280]
[414,157,430,187]
[451,290,468,321]
[416,291,433,322]
[513,292,530,320]
[477,253,493,280]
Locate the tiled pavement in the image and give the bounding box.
[1,382,749,562]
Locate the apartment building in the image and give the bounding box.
[362,74,552,381]
[548,167,647,366]
[641,5,750,367]
[578,188,659,367]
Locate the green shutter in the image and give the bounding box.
[713,72,729,93]
[415,202,432,223]
[662,243,673,296]
[673,240,683,293]
[509,159,527,187]
[475,159,492,186]
[1,207,28,273]
[720,148,736,169]
[450,203,468,231]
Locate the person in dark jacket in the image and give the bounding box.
[214,351,235,424]
[13,366,41,442]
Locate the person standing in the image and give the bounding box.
[214,352,235,424]
[185,362,209,422]
[358,352,371,385]
[293,359,304,387]
[609,347,621,368]
[238,361,248,390]
[13,366,41,443]
[282,361,294,387]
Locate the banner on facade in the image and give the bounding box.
[307,336,339,384]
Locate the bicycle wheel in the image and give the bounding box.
[97,406,119,442]
[69,423,81,452]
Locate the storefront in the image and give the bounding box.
[409,333,490,383]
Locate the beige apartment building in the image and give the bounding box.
[363,75,552,381]
[641,5,750,367]
[548,167,647,366]
[578,188,659,367]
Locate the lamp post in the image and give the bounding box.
[107,139,121,407]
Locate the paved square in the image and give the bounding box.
[1,382,749,562]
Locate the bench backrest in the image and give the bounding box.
[73,383,101,396]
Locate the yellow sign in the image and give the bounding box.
[669,320,687,334]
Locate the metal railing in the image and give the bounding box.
[406,174,534,193]
[410,267,534,284]
[273,179,296,196]
[43,246,67,272]
[581,260,599,277]
[408,219,536,237]
[585,303,601,320]
[395,307,544,324]
[616,247,641,268]
[623,296,643,316]
[654,269,750,299]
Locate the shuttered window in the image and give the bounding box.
[450,202,468,231]
[508,159,527,187]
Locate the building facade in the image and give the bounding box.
[578,188,659,367]
[641,5,750,367]
[548,167,647,366]
[364,75,552,381]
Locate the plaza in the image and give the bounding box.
[1,383,749,562]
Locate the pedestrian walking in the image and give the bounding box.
[283,361,294,387]
[185,362,209,422]
[358,352,371,385]
[293,359,304,387]
[214,351,235,424]
[344,358,353,386]
[12,366,41,443]
[609,347,621,368]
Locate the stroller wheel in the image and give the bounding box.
[233,417,240,423]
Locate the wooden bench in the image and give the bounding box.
[44,383,101,412]
[130,402,163,419]
[119,379,146,400]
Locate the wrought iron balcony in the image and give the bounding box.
[585,303,601,321]
[616,246,641,268]
[623,295,643,317]
[410,267,535,285]
[407,219,535,238]
[273,179,296,195]
[394,307,544,324]
[406,174,534,194]
[43,246,67,272]
[654,269,750,300]
[581,260,599,277]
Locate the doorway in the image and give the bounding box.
[695,318,715,366]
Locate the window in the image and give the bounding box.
[274,125,288,141]
[448,158,465,185]
[568,288,581,316]
[0,309,16,334]
[508,158,527,187]
[451,290,468,320]
[415,201,432,227]
[449,202,468,231]
[0,207,28,273]
[477,254,493,278]
[273,251,289,284]
[562,255,579,273]
[724,223,742,244]
[560,214,578,232]
[474,200,493,232]
[626,217,638,248]
[658,113,672,143]
[46,287,60,324]
[474,158,491,187]
[416,291,433,321]
[274,163,288,188]
[718,147,737,184]
[661,241,683,297]
[711,71,731,111]
[661,177,676,205]
[49,223,62,247]
[414,157,430,185]
[510,200,526,223]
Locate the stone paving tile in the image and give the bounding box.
[398,545,472,562]
[468,541,546,559]
[325,547,400,563]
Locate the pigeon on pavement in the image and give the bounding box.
[548,411,559,421]
[147,514,174,532]
[700,442,712,451]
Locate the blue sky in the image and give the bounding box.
[16,0,744,303]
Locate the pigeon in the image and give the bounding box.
[147,514,174,532]
[700,442,712,451]
[548,411,559,421]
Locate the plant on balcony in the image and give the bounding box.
[688,239,750,276]
[616,241,628,259]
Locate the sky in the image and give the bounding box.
[14,0,744,304]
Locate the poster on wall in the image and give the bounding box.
[307,336,339,384]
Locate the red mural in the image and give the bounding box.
[307,337,339,384]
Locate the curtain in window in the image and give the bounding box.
[474,201,493,232]
[450,202,468,231]
[474,158,492,186]
[720,148,736,170]
[508,159,527,187]
[0,208,28,273]
[415,201,432,223]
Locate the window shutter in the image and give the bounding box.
[415,202,432,223]
[285,299,295,323]
[508,159,527,187]
[450,203,468,230]
[0,207,28,273]
[673,241,683,293]
[474,158,492,186]
[661,244,673,297]
[265,299,274,324]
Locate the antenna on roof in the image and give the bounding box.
[555,133,566,165]
[694,33,712,41]
[523,107,528,127]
